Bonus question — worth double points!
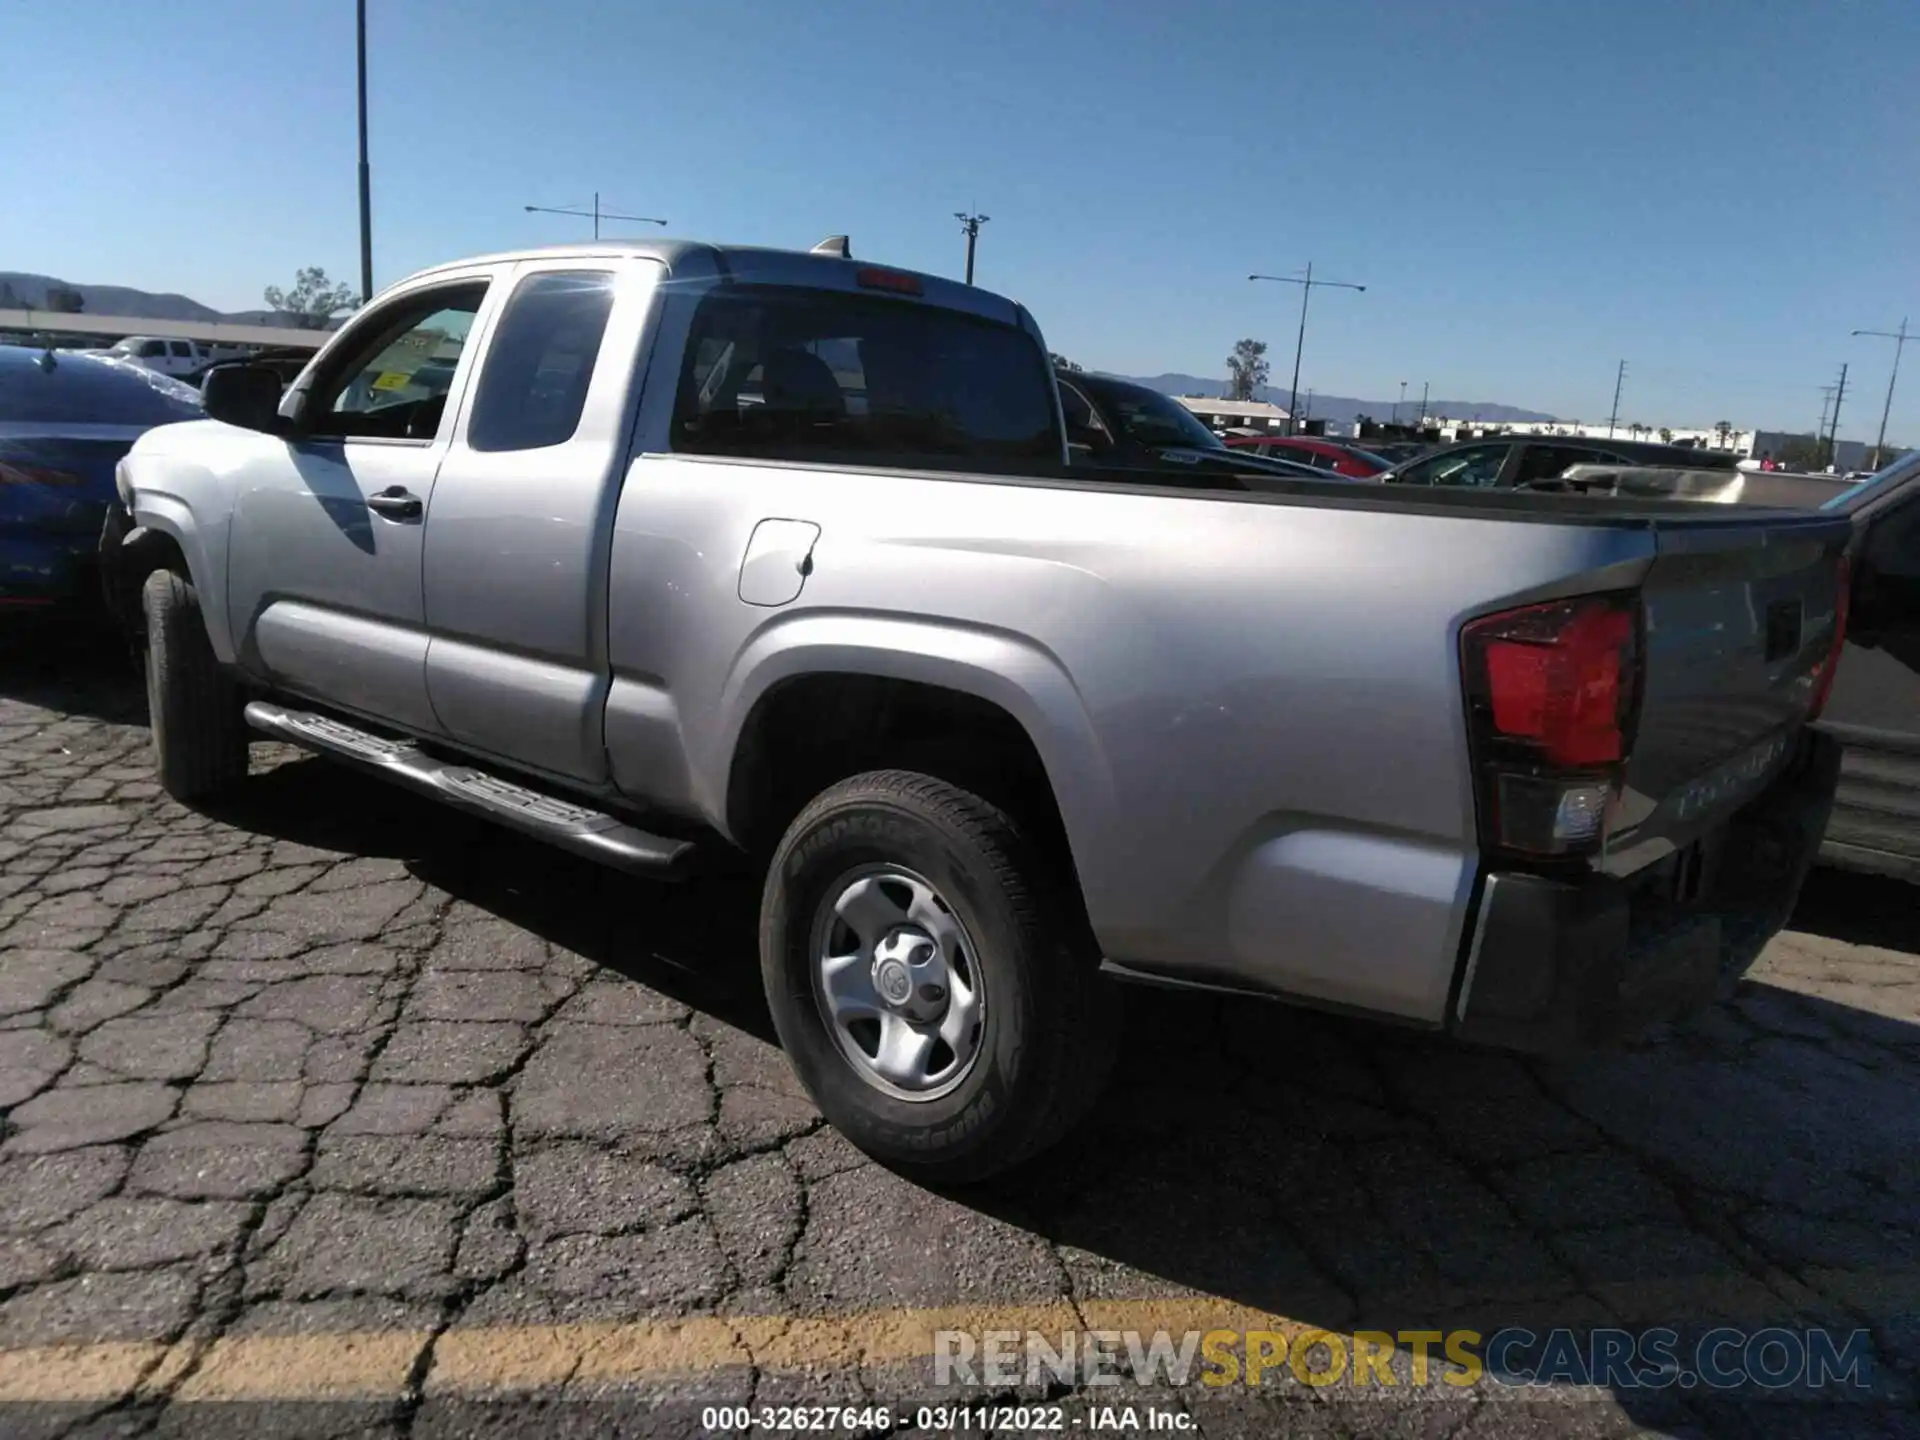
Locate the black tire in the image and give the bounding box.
[143,569,248,802]
[760,769,1119,1185]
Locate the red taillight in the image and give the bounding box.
[1805,554,1850,722]
[1462,593,1642,858]
[855,267,923,296]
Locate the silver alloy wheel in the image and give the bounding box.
[809,865,987,1102]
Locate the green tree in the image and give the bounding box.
[1659,427,1674,444]
[1225,338,1269,402]
[1048,353,1083,373]
[264,267,359,327]
[1713,420,1732,449]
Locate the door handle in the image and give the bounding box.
[365,487,423,520]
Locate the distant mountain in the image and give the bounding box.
[0,272,323,329]
[1109,372,1557,426]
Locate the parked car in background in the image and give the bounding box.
[1381,434,1740,490]
[100,336,237,378]
[1223,433,1392,477]
[1812,459,1920,883]
[105,238,1876,1181]
[187,346,316,391]
[0,346,202,610]
[1058,372,1327,481]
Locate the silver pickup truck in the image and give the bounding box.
[102,239,1867,1181]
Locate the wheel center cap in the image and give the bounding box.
[875,959,913,1004]
[872,927,945,1019]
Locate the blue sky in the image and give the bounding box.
[5,0,1917,436]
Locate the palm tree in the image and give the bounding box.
[1659,427,1673,444]
[1714,420,1732,449]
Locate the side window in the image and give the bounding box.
[1394,443,1509,487]
[139,341,167,358]
[671,286,1058,469]
[169,341,193,359]
[1513,444,1600,486]
[308,282,487,441]
[466,271,617,453]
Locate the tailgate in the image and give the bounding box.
[1608,510,1851,866]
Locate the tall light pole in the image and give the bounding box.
[1394,380,1407,425]
[955,212,989,285]
[1826,362,1849,466]
[1249,264,1366,436]
[1853,318,1911,470]
[523,195,667,240]
[1606,360,1628,438]
[1416,380,1429,428]
[356,0,372,303]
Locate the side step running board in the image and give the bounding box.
[244,700,697,878]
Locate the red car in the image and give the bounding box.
[1222,434,1391,478]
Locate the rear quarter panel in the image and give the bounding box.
[606,458,1659,1022]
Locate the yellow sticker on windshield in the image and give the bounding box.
[371,370,413,392]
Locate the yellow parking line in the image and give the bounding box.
[0,1270,1911,1405]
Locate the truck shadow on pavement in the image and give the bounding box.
[204,749,1920,1430]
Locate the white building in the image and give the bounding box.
[1417,416,1754,456]
[1174,397,1289,431]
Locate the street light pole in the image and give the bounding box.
[523,197,668,239]
[1417,380,1429,428]
[356,0,373,303]
[1853,317,1911,470]
[1249,265,1366,437]
[1394,380,1406,426]
[955,212,989,285]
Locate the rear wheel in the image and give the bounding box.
[760,769,1118,1184]
[142,569,248,802]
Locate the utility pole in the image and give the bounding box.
[523,195,667,240]
[1826,362,1849,466]
[1817,385,1836,448]
[1250,264,1366,436]
[1853,317,1911,470]
[1606,360,1627,438]
[954,212,989,285]
[1417,380,1429,428]
[356,0,373,303]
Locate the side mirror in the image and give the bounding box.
[201,364,286,434]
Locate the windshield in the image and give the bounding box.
[1078,378,1223,450]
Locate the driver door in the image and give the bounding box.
[227,272,497,734]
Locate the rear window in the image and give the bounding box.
[670,286,1058,469]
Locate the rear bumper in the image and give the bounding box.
[1451,729,1842,1055]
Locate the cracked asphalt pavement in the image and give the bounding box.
[2,634,1918,1439]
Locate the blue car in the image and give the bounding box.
[0,345,203,610]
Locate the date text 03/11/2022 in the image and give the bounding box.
[699,1405,1194,1432]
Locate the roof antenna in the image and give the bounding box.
[811,235,851,259]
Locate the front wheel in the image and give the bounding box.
[759,770,1118,1184]
[142,569,248,803]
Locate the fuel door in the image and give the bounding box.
[738,518,821,607]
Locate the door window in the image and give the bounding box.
[169,341,193,359]
[466,271,616,453]
[139,340,167,358]
[1513,444,1612,486]
[308,283,488,441]
[1393,443,1510,487]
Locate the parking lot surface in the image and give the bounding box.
[1,639,1917,1438]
